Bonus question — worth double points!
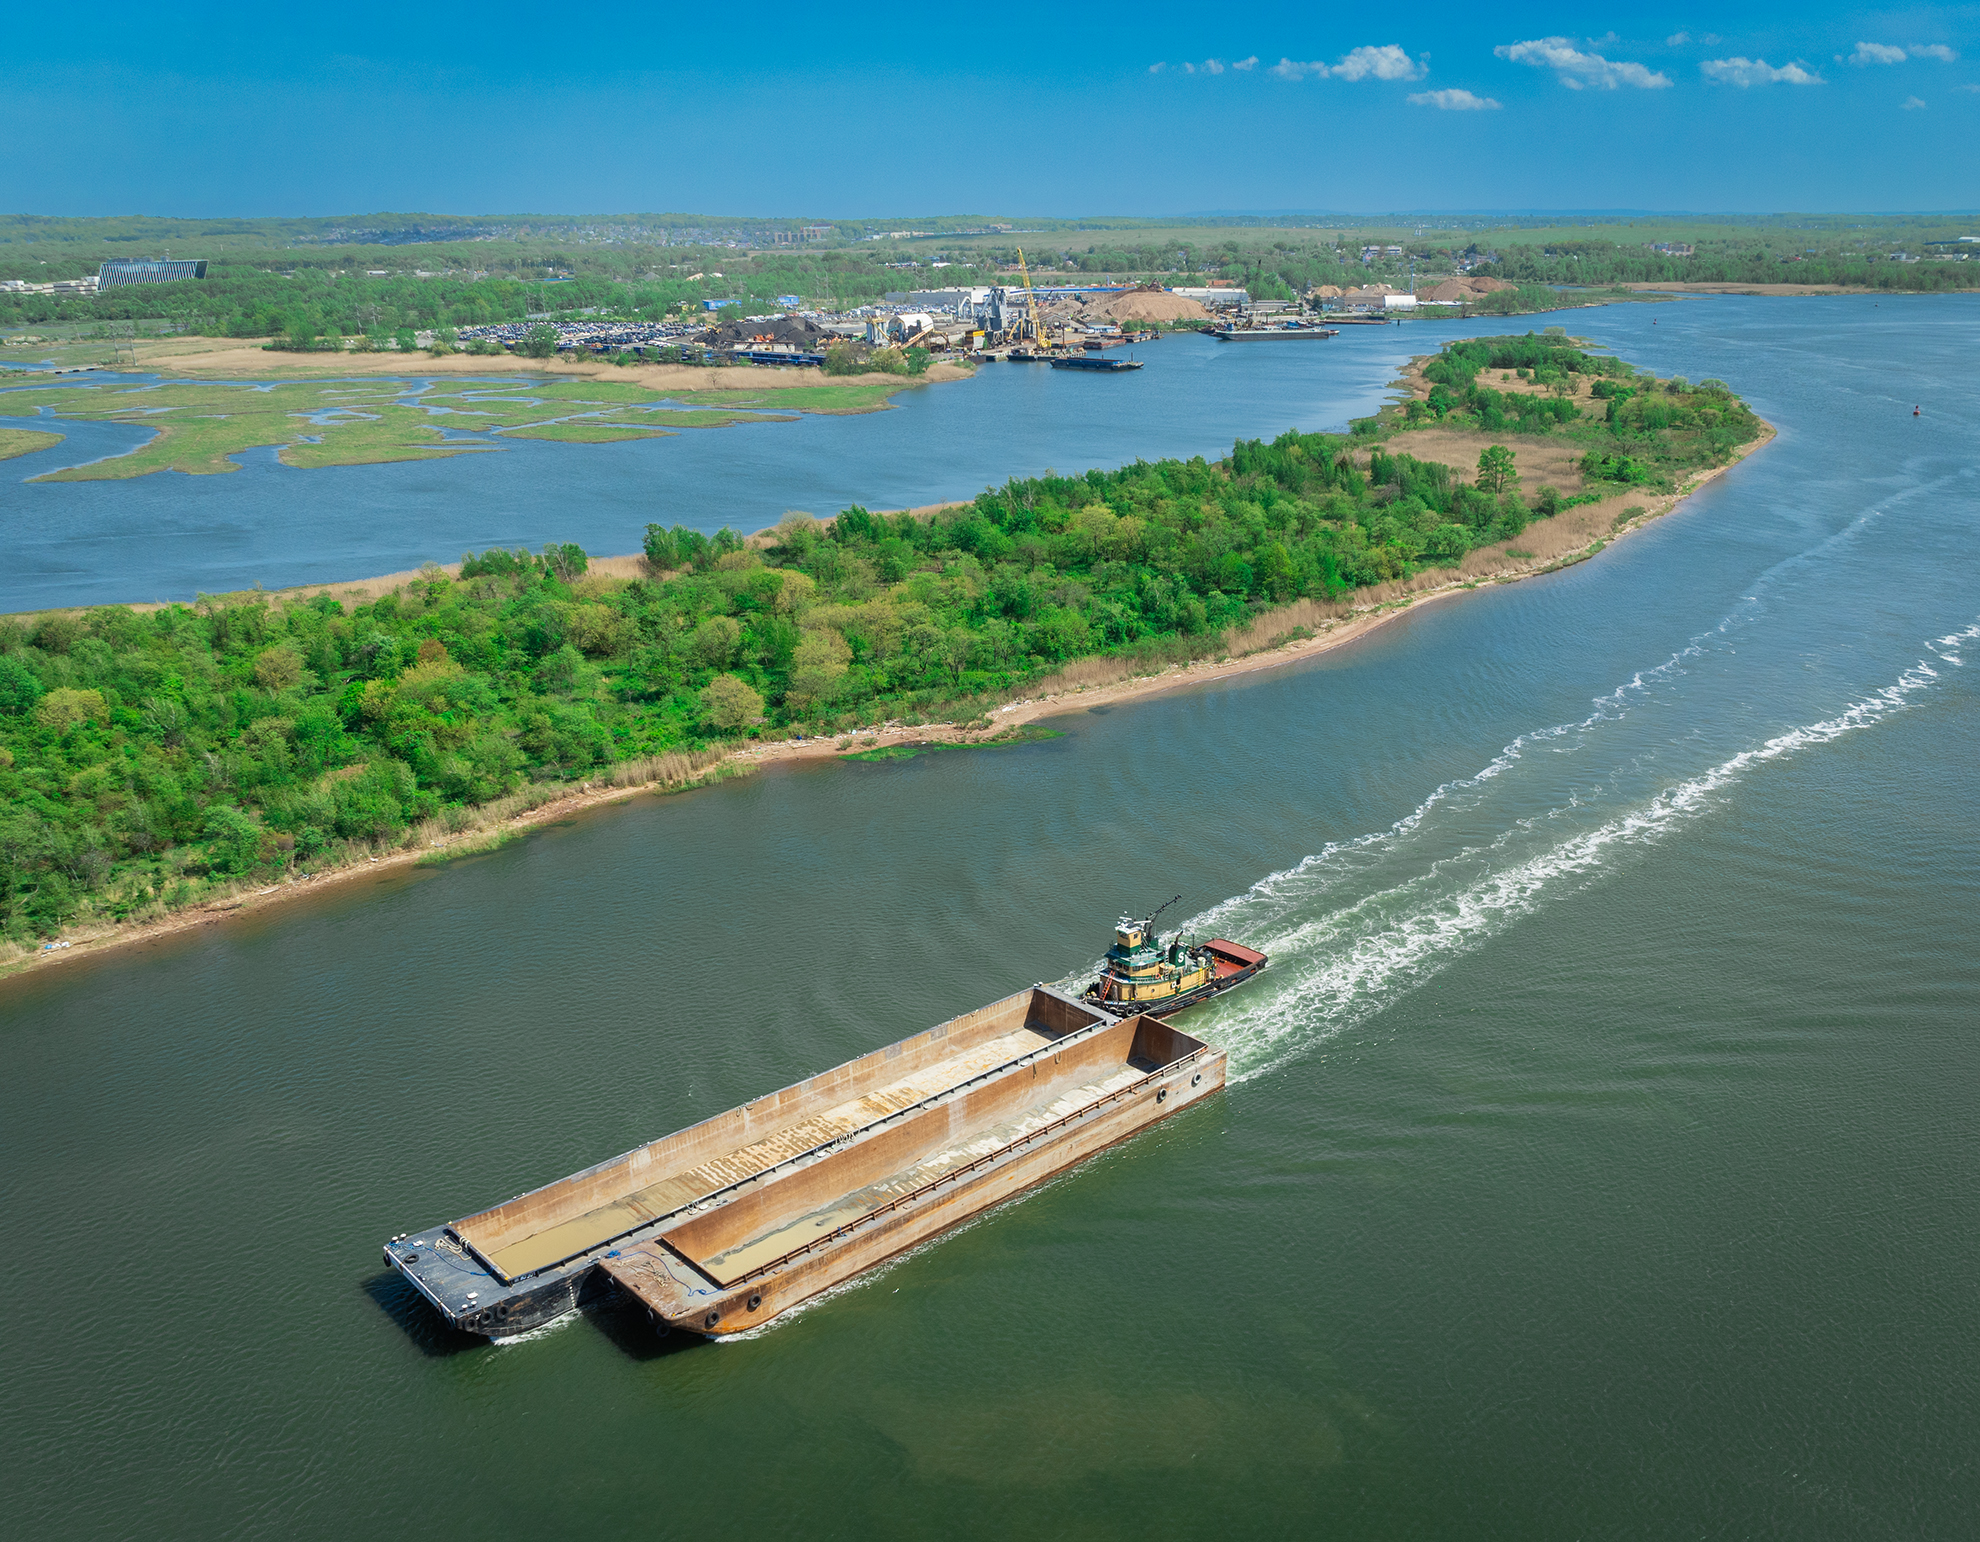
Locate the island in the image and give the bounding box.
[0,334,1770,969]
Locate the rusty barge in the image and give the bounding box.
[383,949,1261,1339]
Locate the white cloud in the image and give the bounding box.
[1233,55,1258,71]
[1587,31,1619,46]
[1902,94,1928,108]
[1408,88,1502,110]
[1202,58,1226,74]
[1148,62,1165,73]
[1269,44,1426,82]
[1667,31,1690,45]
[1851,42,1908,65]
[1332,44,1428,81]
[1701,56,1824,86]
[1911,44,1958,62]
[1496,37,1673,89]
[1958,83,1980,93]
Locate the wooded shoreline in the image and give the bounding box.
[0,337,1775,979]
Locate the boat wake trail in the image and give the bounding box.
[1186,620,1980,1084]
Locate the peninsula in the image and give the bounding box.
[0,334,1770,971]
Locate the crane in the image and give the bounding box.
[1015,247,1047,347]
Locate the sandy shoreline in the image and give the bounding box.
[2,389,1775,983]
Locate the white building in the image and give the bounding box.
[882,287,992,312]
[1169,287,1249,308]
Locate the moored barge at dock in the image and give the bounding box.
[1210,321,1340,341]
[1050,353,1143,372]
[384,973,1251,1340]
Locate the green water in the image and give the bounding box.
[3,298,1977,1537]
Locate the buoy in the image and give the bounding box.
[1913,406,1921,416]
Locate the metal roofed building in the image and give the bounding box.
[98,258,208,288]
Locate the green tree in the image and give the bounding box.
[700,673,763,732]
[1255,541,1297,603]
[786,627,851,711]
[520,324,560,359]
[253,646,304,692]
[691,616,741,669]
[35,688,106,734]
[0,656,43,717]
[1476,444,1519,495]
[543,543,588,582]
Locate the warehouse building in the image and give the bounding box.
[98,258,208,288]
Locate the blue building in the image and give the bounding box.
[98,258,208,288]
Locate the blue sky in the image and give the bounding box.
[5,3,1977,216]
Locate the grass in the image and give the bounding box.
[839,725,1065,762]
[666,384,908,414]
[499,421,673,443]
[414,829,521,865]
[0,375,847,479]
[0,427,63,460]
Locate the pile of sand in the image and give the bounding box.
[1082,290,1212,324]
[1418,277,1515,302]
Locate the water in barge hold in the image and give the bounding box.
[382,980,1238,1340]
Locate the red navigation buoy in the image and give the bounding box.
[1913,406,1921,416]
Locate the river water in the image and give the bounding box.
[0,334,1412,613]
[4,298,1978,1538]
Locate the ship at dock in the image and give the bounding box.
[384,916,1266,1342]
[1210,320,1340,341]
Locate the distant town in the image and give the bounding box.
[3,212,1976,366]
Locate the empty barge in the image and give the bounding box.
[1210,323,1340,341]
[1050,354,1144,372]
[384,983,1235,1339]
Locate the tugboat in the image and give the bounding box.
[1082,897,1267,1017]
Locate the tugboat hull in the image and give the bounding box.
[1082,937,1266,1018]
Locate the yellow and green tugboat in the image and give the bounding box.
[1082,897,1267,1018]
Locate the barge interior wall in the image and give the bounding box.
[449,986,1110,1282]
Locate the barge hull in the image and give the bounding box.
[599,1014,1225,1335]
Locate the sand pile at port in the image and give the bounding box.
[1082,291,1213,324]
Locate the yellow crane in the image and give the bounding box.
[1015,247,1048,347]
